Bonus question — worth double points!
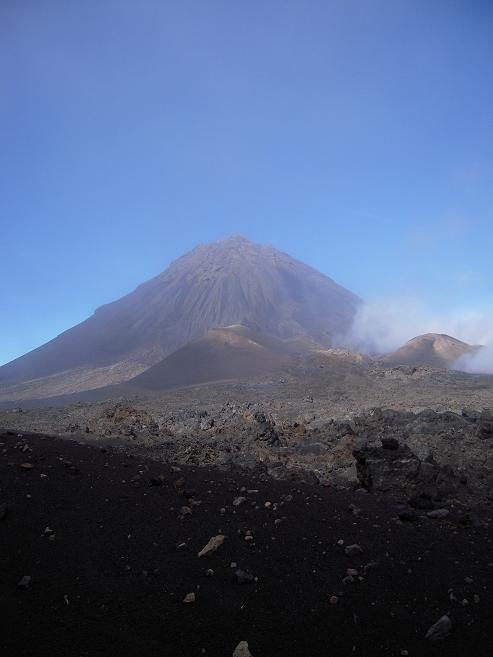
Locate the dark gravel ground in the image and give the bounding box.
[1,431,493,657]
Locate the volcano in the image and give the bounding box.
[0,236,359,395]
[381,333,478,369]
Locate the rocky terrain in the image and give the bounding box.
[2,431,493,657]
[2,351,493,657]
[1,238,493,655]
[2,358,493,507]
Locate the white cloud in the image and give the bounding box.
[340,297,493,373]
[456,344,493,374]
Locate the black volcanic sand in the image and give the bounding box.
[1,432,492,657]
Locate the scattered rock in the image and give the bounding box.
[425,614,451,641]
[233,641,252,657]
[183,592,195,604]
[233,496,247,507]
[427,509,449,520]
[345,544,363,556]
[17,575,31,589]
[198,534,225,557]
[200,417,214,431]
[234,569,255,585]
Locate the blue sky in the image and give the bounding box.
[1,0,492,365]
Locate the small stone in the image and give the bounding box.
[474,594,480,603]
[235,569,255,585]
[233,497,247,507]
[427,509,449,520]
[345,544,363,556]
[348,504,361,516]
[198,534,225,557]
[425,614,451,641]
[347,568,358,577]
[180,506,192,516]
[464,576,473,584]
[337,539,344,546]
[205,569,214,577]
[264,501,272,508]
[329,595,339,604]
[183,592,195,604]
[19,463,34,470]
[17,575,31,589]
[233,641,252,657]
[363,561,378,573]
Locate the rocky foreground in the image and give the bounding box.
[4,398,493,506]
[1,431,493,656]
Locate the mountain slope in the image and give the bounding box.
[0,236,359,390]
[129,324,309,390]
[382,333,477,369]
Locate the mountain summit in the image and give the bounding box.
[0,236,359,392]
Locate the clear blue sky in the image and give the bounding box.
[1,0,492,365]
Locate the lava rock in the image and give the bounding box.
[425,614,451,641]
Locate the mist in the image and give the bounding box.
[340,298,493,373]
